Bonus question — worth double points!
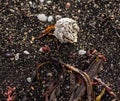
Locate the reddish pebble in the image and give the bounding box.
[39,45,51,53]
[66,2,71,9]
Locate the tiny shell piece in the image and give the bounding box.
[53,18,79,43]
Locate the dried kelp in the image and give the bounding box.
[28,50,117,101]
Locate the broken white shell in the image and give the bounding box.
[53,18,79,43]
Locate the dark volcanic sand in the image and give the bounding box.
[0,0,120,101]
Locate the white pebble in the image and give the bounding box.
[29,1,32,5]
[47,16,54,22]
[47,73,53,77]
[23,50,30,55]
[39,47,43,52]
[40,0,44,3]
[37,14,47,22]
[27,77,32,83]
[15,53,20,61]
[78,50,86,55]
[9,9,15,12]
[47,0,52,4]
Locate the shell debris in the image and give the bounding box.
[53,18,79,43]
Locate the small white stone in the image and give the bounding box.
[37,14,47,22]
[47,0,52,4]
[78,50,86,55]
[27,77,32,83]
[9,9,15,12]
[47,16,54,22]
[47,73,53,77]
[39,47,43,52]
[40,0,44,3]
[29,1,32,5]
[15,53,20,60]
[23,50,30,55]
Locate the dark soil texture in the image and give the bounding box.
[0,0,120,101]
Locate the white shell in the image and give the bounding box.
[53,18,79,43]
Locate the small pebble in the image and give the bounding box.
[9,9,15,12]
[40,0,44,3]
[29,1,32,5]
[15,53,20,60]
[23,50,30,55]
[37,14,47,22]
[47,73,53,77]
[5,52,13,57]
[66,2,71,9]
[78,50,86,55]
[27,77,32,83]
[78,10,81,13]
[39,45,51,53]
[46,0,52,4]
[30,36,35,43]
[10,57,14,61]
[47,16,54,22]
[24,32,28,35]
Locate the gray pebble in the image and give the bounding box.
[39,0,45,3]
[27,77,32,83]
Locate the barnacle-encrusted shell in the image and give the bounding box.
[53,18,79,43]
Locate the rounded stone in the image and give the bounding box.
[47,16,54,22]
[78,50,86,55]
[37,14,47,22]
